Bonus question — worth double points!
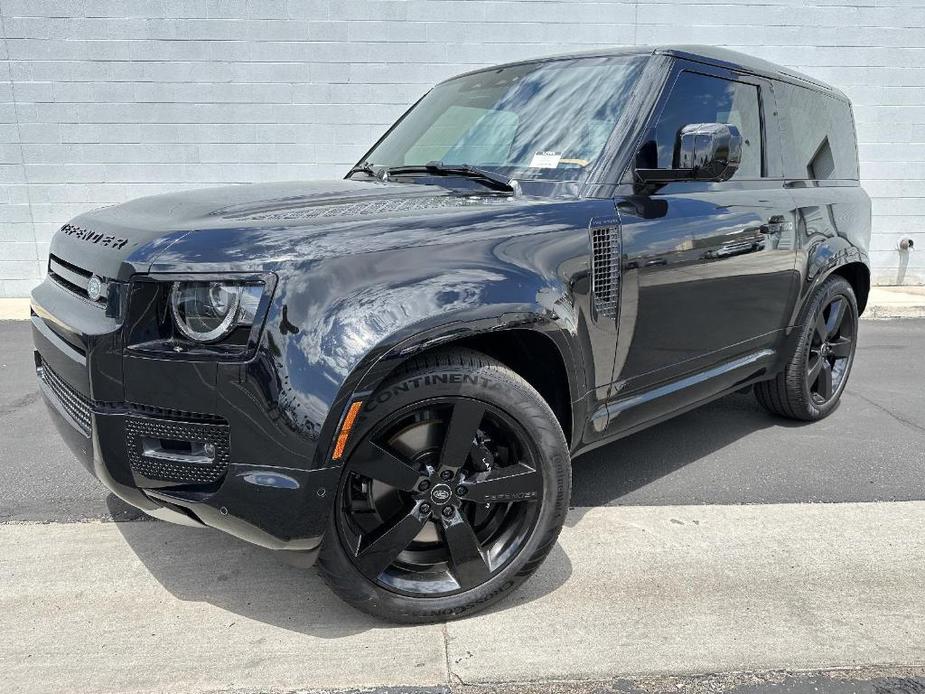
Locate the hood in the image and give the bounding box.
[49,179,521,280]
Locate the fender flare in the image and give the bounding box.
[790,240,870,327]
[313,305,586,468]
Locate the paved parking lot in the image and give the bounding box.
[2,318,925,693]
[4,318,925,521]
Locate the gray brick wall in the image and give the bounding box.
[0,0,922,295]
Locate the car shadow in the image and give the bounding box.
[566,390,814,524]
[108,389,808,633]
[108,494,572,637]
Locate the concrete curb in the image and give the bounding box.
[864,286,925,319]
[3,502,925,692]
[0,298,30,320]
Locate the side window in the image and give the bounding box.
[637,71,763,179]
[776,83,859,180]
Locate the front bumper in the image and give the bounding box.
[32,281,340,555]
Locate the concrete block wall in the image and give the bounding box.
[0,0,922,295]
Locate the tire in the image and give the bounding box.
[755,275,858,421]
[318,347,571,623]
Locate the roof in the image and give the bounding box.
[655,45,844,98]
[445,44,846,100]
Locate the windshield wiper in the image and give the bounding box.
[382,161,516,193]
[345,162,382,180]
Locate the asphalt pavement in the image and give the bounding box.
[2,318,925,522]
[2,318,925,694]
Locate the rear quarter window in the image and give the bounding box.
[776,83,859,181]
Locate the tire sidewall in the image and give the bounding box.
[798,276,859,418]
[319,352,570,622]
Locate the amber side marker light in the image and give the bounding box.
[332,400,364,460]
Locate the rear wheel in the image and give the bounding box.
[755,275,858,421]
[318,348,570,623]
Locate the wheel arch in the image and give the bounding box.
[432,329,573,446]
[346,319,581,451]
[829,261,870,315]
[797,241,871,322]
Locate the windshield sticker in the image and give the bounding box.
[529,151,562,168]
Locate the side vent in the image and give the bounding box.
[589,217,622,320]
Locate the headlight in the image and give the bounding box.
[170,281,264,343]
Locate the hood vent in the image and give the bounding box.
[219,195,512,222]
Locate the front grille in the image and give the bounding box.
[126,417,231,485]
[47,253,109,308]
[38,360,92,437]
[590,222,622,320]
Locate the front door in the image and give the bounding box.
[611,63,798,398]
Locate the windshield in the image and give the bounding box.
[362,55,648,182]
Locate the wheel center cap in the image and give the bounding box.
[820,342,831,356]
[430,484,452,504]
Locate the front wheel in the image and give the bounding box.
[755,275,859,421]
[317,348,571,623]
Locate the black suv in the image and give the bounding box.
[32,45,870,622]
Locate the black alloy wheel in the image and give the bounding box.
[338,398,542,597]
[755,274,859,421]
[805,294,855,405]
[318,348,570,623]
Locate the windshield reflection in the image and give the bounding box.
[364,55,648,182]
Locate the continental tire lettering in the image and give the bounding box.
[418,580,516,617]
[483,491,538,502]
[365,372,499,411]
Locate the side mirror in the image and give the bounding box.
[677,122,742,180]
[635,123,742,184]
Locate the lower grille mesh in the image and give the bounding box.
[126,417,230,484]
[38,361,92,437]
[37,354,230,485]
